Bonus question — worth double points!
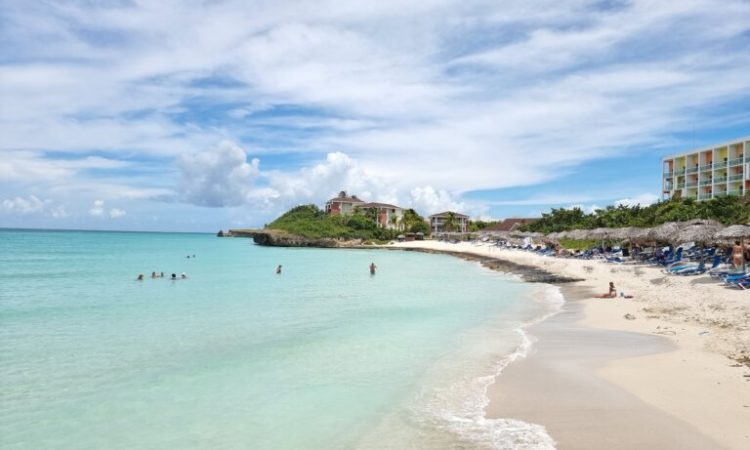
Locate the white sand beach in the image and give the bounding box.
[387,240,750,449]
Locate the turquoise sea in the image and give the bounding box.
[0,229,561,449]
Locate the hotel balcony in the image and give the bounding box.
[713,160,727,168]
[728,157,744,166]
[663,171,673,177]
[727,189,744,196]
[686,167,699,174]
[685,181,698,187]
[713,176,727,183]
[699,164,713,171]
[697,193,713,200]
[698,179,712,186]
[728,174,744,182]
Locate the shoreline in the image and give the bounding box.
[379,241,750,449]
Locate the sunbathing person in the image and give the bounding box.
[595,282,617,298]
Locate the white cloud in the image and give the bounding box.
[615,193,659,207]
[408,186,466,216]
[109,208,126,219]
[1,0,749,228]
[89,199,105,217]
[1,195,67,218]
[177,141,260,207]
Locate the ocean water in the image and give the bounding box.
[0,229,561,449]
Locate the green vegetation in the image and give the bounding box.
[522,195,750,234]
[267,204,414,240]
[468,219,499,232]
[401,208,430,234]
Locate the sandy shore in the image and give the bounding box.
[385,240,750,449]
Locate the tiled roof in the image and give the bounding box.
[326,195,365,204]
[361,202,402,209]
[428,211,469,219]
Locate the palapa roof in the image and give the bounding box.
[487,218,538,232]
[716,224,750,240]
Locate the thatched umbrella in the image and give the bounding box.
[716,224,750,270]
[627,227,652,244]
[673,220,725,266]
[715,224,750,241]
[674,219,724,246]
[509,231,543,239]
[566,229,589,241]
[647,222,682,243]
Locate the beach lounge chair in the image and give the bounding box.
[676,256,721,276]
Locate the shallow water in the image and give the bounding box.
[0,229,560,449]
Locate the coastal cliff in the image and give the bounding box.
[221,228,364,248]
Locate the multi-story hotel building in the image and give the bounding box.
[662,136,749,200]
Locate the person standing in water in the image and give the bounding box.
[276,265,282,274]
[369,262,376,275]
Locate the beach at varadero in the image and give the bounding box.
[385,239,750,449]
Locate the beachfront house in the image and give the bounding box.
[662,136,749,201]
[428,211,469,234]
[325,191,405,230]
[361,202,405,230]
[325,191,365,215]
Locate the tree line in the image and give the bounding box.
[521,195,750,234]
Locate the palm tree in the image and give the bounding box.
[444,212,457,232]
[365,207,379,223]
[389,214,403,231]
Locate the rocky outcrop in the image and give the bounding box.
[224,228,364,248]
[251,230,339,247]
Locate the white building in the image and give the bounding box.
[428,211,469,233]
[662,136,749,200]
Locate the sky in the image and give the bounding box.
[1,0,749,232]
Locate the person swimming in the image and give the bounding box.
[369,262,377,275]
[171,273,177,280]
[151,271,158,279]
[181,273,187,279]
[276,265,282,274]
[160,272,164,277]
[136,274,144,281]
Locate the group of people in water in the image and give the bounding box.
[275,262,377,275]
[136,272,187,281]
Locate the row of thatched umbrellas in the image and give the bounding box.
[485,220,750,246]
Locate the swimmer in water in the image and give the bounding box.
[171,273,177,280]
[151,271,158,279]
[137,274,144,281]
[276,264,282,274]
[181,273,187,279]
[369,262,376,275]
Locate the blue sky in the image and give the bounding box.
[1,0,749,232]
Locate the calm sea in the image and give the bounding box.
[0,229,560,449]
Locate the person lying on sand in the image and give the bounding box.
[595,282,617,298]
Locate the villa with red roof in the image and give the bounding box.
[325,191,405,230]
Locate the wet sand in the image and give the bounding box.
[486,285,724,449]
